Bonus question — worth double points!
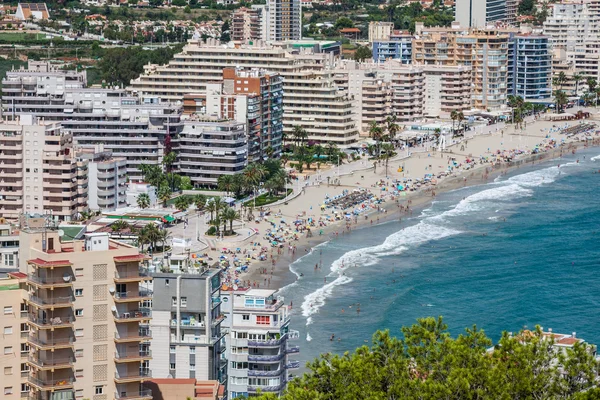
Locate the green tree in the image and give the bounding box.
[334,17,354,30]
[354,45,372,62]
[220,20,230,42]
[158,185,172,207]
[174,195,191,211]
[194,194,207,212]
[554,89,568,114]
[217,174,235,195]
[221,207,239,234]
[136,193,150,209]
[518,0,535,15]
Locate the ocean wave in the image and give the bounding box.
[507,162,577,187]
[301,274,353,319]
[592,154,600,161]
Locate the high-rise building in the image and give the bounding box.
[0,115,88,222]
[413,23,509,110]
[183,68,283,162]
[372,30,413,64]
[265,0,301,41]
[78,148,128,212]
[176,117,248,188]
[18,221,153,400]
[507,34,553,100]
[220,288,299,399]
[368,21,394,42]
[231,6,266,42]
[505,0,519,25]
[148,268,226,384]
[422,65,473,117]
[1,62,182,182]
[130,40,359,146]
[455,0,507,28]
[0,272,29,400]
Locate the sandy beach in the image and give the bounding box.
[207,116,600,292]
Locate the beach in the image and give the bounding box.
[207,116,600,293]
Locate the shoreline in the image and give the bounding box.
[256,137,599,292]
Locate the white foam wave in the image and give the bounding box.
[306,332,312,342]
[592,154,600,161]
[301,274,353,320]
[507,162,577,187]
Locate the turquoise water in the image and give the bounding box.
[281,148,600,368]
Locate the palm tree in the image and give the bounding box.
[217,174,235,195]
[450,110,458,132]
[573,72,583,97]
[231,174,246,198]
[174,196,190,211]
[205,199,217,222]
[381,143,394,176]
[457,111,465,131]
[265,146,275,159]
[194,194,207,213]
[157,229,172,251]
[554,89,568,114]
[386,115,399,143]
[369,121,383,156]
[111,219,130,233]
[292,125,308,147]
[158,185,172,208]
[137,193,150,209]
[221,207,239,234]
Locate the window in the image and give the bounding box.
[236,331,248,339]
[75,288,83,296]
[75,309,83,317]
[75,389,83,398]
[75,268,84,277]
[256,316,270,325]
[4,326,13,335]
[75,369,84,378]
[172,297,177,307]
[4,387,13,395]
[190,364,195,371]
[20,323,28,333]
[3,306,12,315]
[75,349,83,358]
[20,363,29,373]
[95,386,103,395]
[242,314,250,321]
[75,329,83,337]
[20,343,29,354]
[4,346,12,355]
[20,383,29,393]
[4,366,12,375]
[189,347,195,354]
[170,346,176,354]
[3,254,14,267]
[181,297,187,307]
[170,363,176,370]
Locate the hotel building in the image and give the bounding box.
[18,218,153,400]
[231,6,266,42]
[265,0,301,41]
[221,288,299,398]
[78,148,128,212]
[507,34,553,100]
[0,115,88,222]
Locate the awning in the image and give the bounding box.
[163,215,175,223]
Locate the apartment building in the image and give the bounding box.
[78,148,128,212]
[507,34,553,100]
[129,40,359,146]
[372,30,413,64]
[221,288,299,399]
[0,115,88,222]
[231,6,266,42]
[148,268,226,384]
[184,68,283,162]
[265,0,301,41]
[0,223,20,270]
[19,221,153,400]
[0,273,29,400]
[505,0,519,25]
[1,62,182,181]
[368,21,394,42]
[176,117,247,188]
[413,23,509,110]
[422,65,472,118]
[455,0,507,28]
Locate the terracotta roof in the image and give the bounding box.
[114,254,149,262]
[339,28,360,33]
[148,378,196,384]
[27,258,72,267]
[8,272,27,279]
[557,337,579,345]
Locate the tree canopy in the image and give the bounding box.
[252,317,600,400]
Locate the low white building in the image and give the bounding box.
[126,182,157,208]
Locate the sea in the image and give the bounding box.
[280,147,600,369]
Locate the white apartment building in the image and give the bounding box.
[78,148,128,212]
[148,268,226,384]
[17,218,154,400]
[422,65,472,118]
[221,288,299,399]
[177,117,248,187]
[368,21,394,42]
[0,224,20,270]
[1,62,182,181]
[0,115,88,222]
[129,40,359,146]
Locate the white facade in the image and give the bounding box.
[0,224,19,269]
[368,21,394,42]
[79,148,127,212]
[456,0,507,28]
[222,289,299,399]
[126,183,157,208]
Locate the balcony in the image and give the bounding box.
[248,334,287,347]
[28,335,74,350]
[114,268,151,283]
[28,376,74,391]
[248,353,284,362]
[114,389,153,400]
[114,350,152,363]
[248,369,284,377]
[114,289,153,303]
[29,294,74,309]
[247,381,285,393]
[211,314,225,327]
[114,309,152,322]
[27,314,74,329]
[114,370,152,383]
[286,361,300,369]
[286,345,300,354]
[114,329,152,343]
[28,355,74,370]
